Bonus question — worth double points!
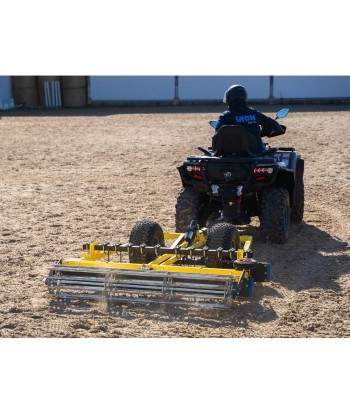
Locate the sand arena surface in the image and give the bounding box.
[0,105,349,337]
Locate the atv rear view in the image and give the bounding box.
[176,108,304,243]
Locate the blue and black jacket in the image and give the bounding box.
[215,100,282,153]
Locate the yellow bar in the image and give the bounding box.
[62,258,243,278]
[150,264,242,277]
[164,232,183,239]
[240,235,253,251]
[63,258,143,269]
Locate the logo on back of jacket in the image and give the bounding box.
[235,114,256,124]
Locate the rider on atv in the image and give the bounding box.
[215,84,284,154]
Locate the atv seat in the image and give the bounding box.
[212,125,261,157]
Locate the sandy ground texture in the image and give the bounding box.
[0,105,349,338]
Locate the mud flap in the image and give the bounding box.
[293,158,304,207]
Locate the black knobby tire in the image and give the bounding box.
[175,187,211,232]
[206,222,240,267]
[128,220,165,263]
[291,179,304,223]
[260,187,290,244]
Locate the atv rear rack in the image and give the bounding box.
[45,223,271,308]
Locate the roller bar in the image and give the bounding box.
[45,265,252,307]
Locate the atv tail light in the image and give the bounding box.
[193,174,203,180]
[253,167,273,174]
[187,165,206,172]
[255,176,266,181]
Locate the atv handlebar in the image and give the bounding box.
[260,125,286,138]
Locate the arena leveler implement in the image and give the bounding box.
[44,220,271,308]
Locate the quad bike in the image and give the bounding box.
[44,109,302,307]
[175,108,304,243]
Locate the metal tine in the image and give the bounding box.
[47,260,242,305]
[48,279,229,295]
[50,285,106,292]
[51,266,235,283]
[51,287,228,300]
[48,281,231,296]
[109,289,223,298]
[49,292,232,309]
[48,275,230,291]
[49,277,108,285]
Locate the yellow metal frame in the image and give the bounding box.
[61,230,254,282]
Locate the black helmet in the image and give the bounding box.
[223,84,248,105]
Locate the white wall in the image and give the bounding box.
[89,76,350,101]
[178,76,269,99]
[274,76,350,98]
[89,76,174,100]
[89,76,270,101]
[0,76,12,99]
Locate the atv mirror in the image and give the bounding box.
[276,108,289,119]
[209,120,217,129]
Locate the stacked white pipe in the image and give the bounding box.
[44,81,62,108]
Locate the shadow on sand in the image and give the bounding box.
[253,221,349,293]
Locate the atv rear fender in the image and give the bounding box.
[273,152,304,208]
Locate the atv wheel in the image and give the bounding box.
[206,222,240,268]
[260,188,290,243]
[291,179,304,223]
[175,187,211,232]
[128,220,165,263]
